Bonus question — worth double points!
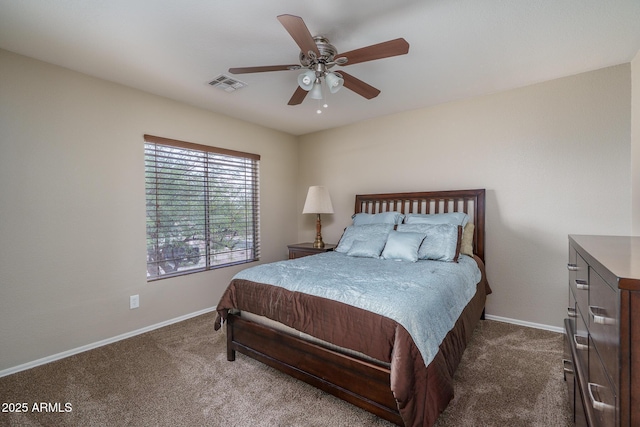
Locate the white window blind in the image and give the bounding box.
[144,135,260,280]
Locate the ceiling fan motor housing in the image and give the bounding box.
[299,36,338,69]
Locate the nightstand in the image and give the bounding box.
[287,242,336,259]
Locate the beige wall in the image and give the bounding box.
[1,47,635,373]
[632,50,640,234]
[298,64,632,329]
[0,49,298,372]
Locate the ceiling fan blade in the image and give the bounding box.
[229,65,300,74]
[337,38,409,66]
[277,14,320,57]
[339,71,381,99]
[288,86,309,105]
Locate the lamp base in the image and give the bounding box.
[314,213,325,248]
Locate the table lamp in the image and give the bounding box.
[302,186,334,248]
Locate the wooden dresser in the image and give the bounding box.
[564,235,640,427]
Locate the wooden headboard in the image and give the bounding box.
[354,189,486,262]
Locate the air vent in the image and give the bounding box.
[209,74,247,92]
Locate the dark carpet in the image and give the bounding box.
[0,313,571,426]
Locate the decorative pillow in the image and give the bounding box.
[381,231,426,262]
[335,223,394,253]
[346,238,386,258]
[404,212,469,228]
[397,223,462,262]
[460,223,475,256]
[352,211,404,226]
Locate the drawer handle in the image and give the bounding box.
[573,334,588,351]
[562,358,574,380]
[575,279,589,290]
[567,307,577,318]
[588,382,615,412]
[588,306,616,326]
[567,263,579,271]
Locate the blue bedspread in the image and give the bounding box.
[233,252,481,366]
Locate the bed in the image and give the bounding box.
[214,189,490,427]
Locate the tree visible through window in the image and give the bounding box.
[144,135,260,280]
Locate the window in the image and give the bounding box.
[144,134,260,280]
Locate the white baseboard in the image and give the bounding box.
[1,308,563,378]
[0,307,217,378]
[484,314,564,334]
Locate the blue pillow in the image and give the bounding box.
[346,238,386,258]
[352,211,404,226]
[404,212,469,227]
[381,231,426,262]
[397,223,461,262]
[335,224,394,253]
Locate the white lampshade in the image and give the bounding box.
[309,81,323,100]
[325,72,344,94]
[297,70,316,91]
[302,186,334,214]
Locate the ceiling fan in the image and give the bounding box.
[228,14,410,106]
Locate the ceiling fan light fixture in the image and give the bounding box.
[298,70,316,91]
[309,80,323,100]
[325,72,344,94]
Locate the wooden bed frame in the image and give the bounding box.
[225,189,486,425]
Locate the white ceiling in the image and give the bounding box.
[1,0,639,136]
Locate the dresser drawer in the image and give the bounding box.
[569,252,589,321]
[588,337,616,427]
[575,383,588,427]
[567,286,578,331]
[574,305,589,371]
[563,323,576,416]
[588,269,619,390]
[565,319,589,427]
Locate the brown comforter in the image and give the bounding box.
[215,256,490,427]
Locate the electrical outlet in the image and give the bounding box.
[130,294,139,309]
